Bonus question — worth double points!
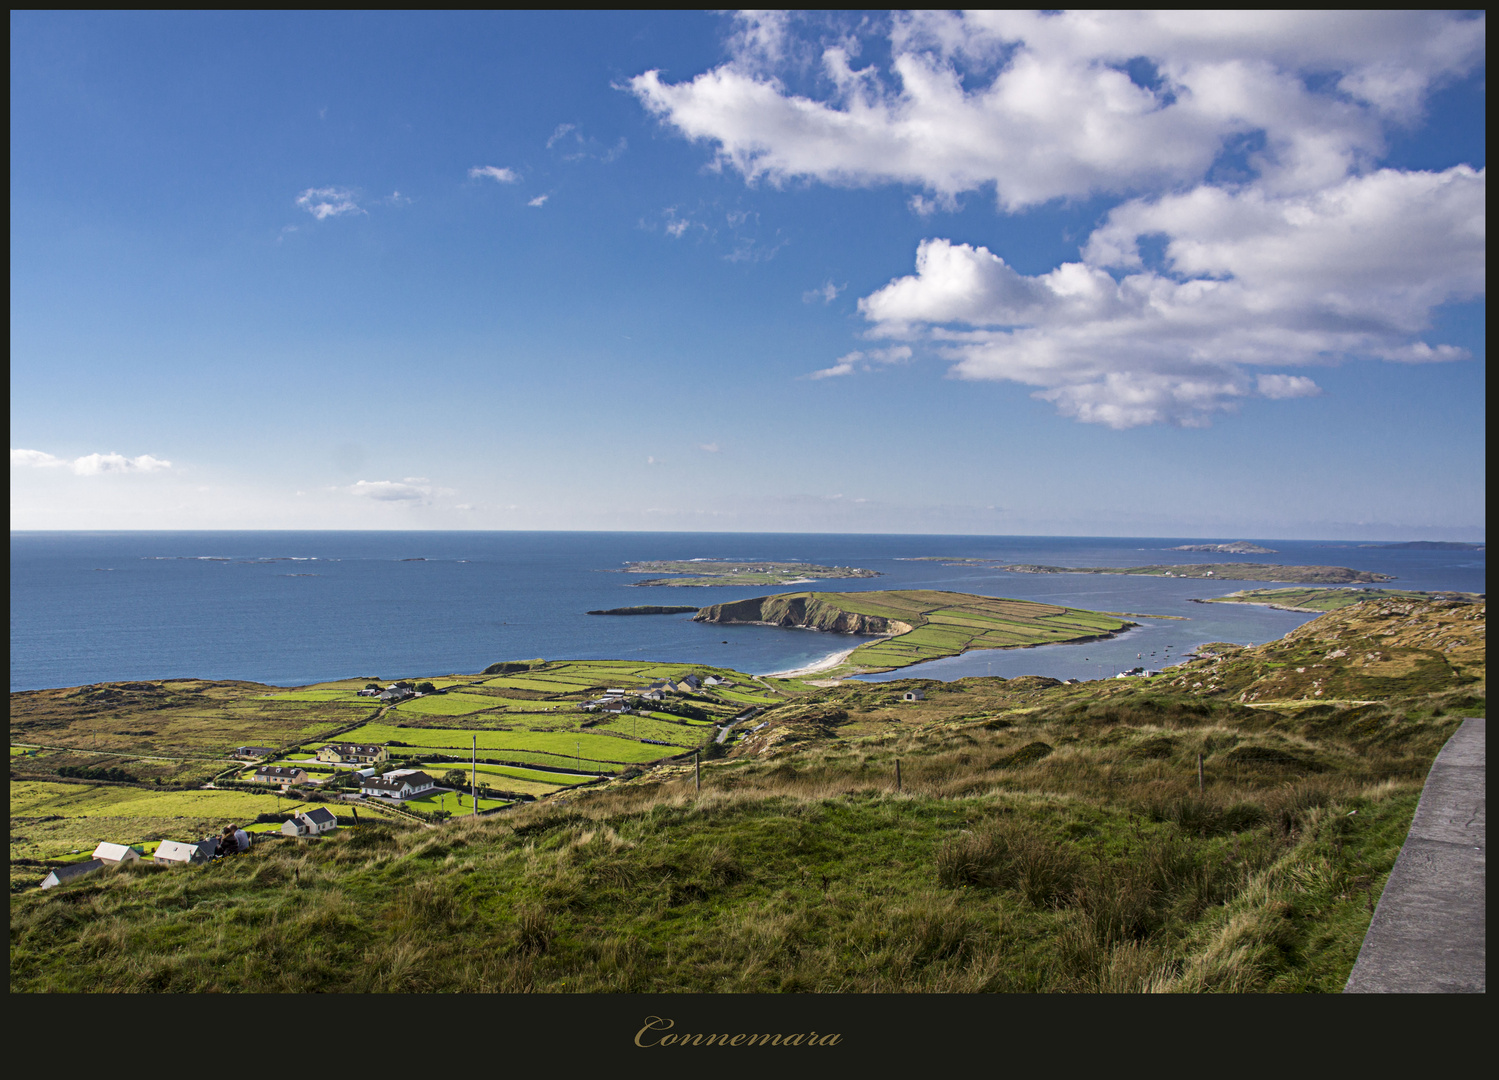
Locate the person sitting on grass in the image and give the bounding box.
[217,825,238,857]
[234,823,251,852]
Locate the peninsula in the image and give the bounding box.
[996,564,1393,584]
[619,560,881,587]
[694,589,1132,677]
[1194,587,1484,613]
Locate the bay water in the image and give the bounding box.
[9,531,1484,692]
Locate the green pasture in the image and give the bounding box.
[414,763,569,797]
[402,790,511,815]
[338,722,674,764]
[392,693,508,717]
[255,689,375,704]
[594,715,707,748]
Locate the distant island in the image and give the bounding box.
[620,560,881,587]
[585,605,700,616]
[1358,541,1485,551]
[1193,587,1484,613]
[694,589,1131,677]
[1169,541,1277,554]
[996,564,1394,584]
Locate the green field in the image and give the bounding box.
[391,692,509,716]
[593,715,709,748]
[622,560,880,588]
[337,722,675,765]
[998,563,1394,584]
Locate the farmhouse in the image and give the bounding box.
[678,675,702,691]
[902,690,926,702]
[93,842,141,865]
[252,765,312,786]
[232,746,276,761]
[154,839,215,865]
[360,770,436,800]
[378,686,415,704]
[281,807,338,837]
[40,859,105,889]
[317,743,388,765]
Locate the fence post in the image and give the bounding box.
[895,758,902,793]
[695,751,701,792]
[1197,752,1204,796]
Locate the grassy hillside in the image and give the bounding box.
[695,590,1131,676]
[999,564,1394,583]
[1194,587,1484,613]
[11,598,1481,993]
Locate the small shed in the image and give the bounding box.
[41,859,106,889]
[902,690,926,702]
[92,842,141,865]
[154,839,215,865]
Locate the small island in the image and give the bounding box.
[1169,541,1278,554]
[1193,587,1484,613]
[619,560,881,588]
[996,563,1393,584]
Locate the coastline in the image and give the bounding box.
[763,646,861,679]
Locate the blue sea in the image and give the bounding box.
[9,532,1485,692]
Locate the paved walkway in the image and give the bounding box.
[1345,717,1485,993]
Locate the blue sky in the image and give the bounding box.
[10,11,1486,538]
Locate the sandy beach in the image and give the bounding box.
[764,646,859,679]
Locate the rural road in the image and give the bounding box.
[1344,716,1485,993]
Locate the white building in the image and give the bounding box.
[282,807,339,836]
[92,842,141,865]
[40,859,105,889]
[154,839,216,865]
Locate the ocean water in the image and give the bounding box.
[9,531,1485,692]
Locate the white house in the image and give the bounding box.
[92,842,141,865]
[281,807,338,836]
[154,839,215,865]
[360,771,436,800]
[317,743,388,765]
[902,690,926,702]
[40,859,105,889]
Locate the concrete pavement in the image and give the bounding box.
[1345,717,1485,993]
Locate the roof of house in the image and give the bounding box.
[256,765,308,777]
[93,842,138,862]
[43,859,105,886]
[154,840,213,863]
[361,778,406,793]
[325,743,383,754]
[299,807,337,826]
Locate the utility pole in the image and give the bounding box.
[895,759,902,793]
[695,750,701,792]
[472,734,478,817]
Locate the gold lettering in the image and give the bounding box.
[635,1016,674,1047]
[783,1034,805,1046]
[729,1035,746,1046]
[660,1035,677,1046]
[819,1034,842,1046]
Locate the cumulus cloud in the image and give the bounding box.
[636,12,1485,428]
[469,166,519,183]
[12,449,173,474]
[296,187,364,220]
[854,166,1482,425]
[631,11,1483,209]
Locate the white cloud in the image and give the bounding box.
[546,124,577,149]
[854,165,1483,426]
[12,449,173,474]
[469,166,519,183]
[803,281,845,304]
[646,456,660,465]
[698,442,721,453]
[528,194,550,207]
[11,449,66,468]
[296,187,364,220]
[809,345,912,380]
[631,11,1483,209]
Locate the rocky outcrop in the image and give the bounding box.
[693,594,913,637]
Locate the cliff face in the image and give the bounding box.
[693,594,913,637]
